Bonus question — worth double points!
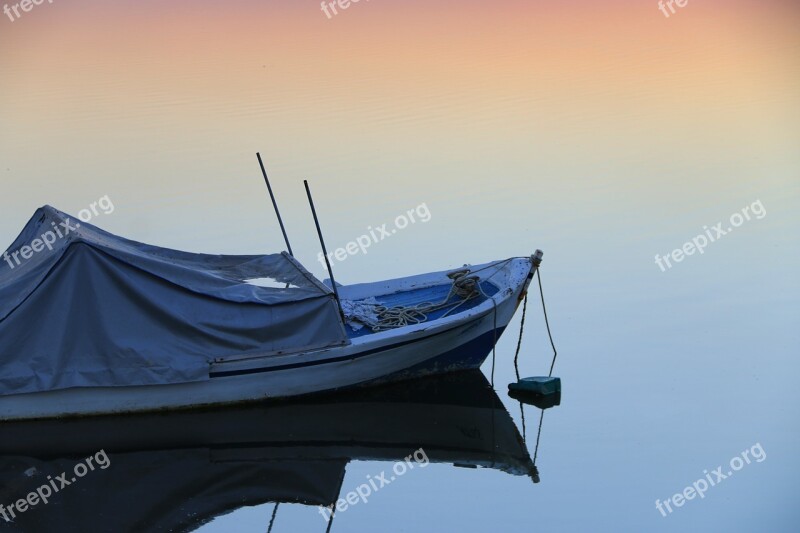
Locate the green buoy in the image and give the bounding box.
[509,376,561,396]
[508,377,561,409]
[508,389,561,409]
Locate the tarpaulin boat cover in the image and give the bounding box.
[0,206,348,396]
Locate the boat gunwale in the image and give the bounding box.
[208,257,533,375]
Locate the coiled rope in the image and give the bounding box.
[361,271,480,331]
[345,259,514,333]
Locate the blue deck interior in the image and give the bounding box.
[345,281,500,338]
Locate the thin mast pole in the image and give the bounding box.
[304,180,344,320]
[256,152,294,256]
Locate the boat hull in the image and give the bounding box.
[0,257,535,420]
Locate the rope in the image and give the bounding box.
[490,297,497,387]
[267,503,279,533]
[536,270,558,377]
[509,263,554,485]
[513,294,528,381]
[532,410,545,465]
[367,275,478,331]
[345,260,516,333]
[325,505,336,533]
[513,268,557,378]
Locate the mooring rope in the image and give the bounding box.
[490,296,497,387]
[267,503,279,533]
[512,268,557,379]
[325,506,336,533]
[513,294,528,382]
[532,410,545,465]
[537,269,558,377]
[510,262,555,485]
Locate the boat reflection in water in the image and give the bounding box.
[0,371,547,532]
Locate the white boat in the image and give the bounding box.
[0,206,541,420]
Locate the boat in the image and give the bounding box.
[0,206,542,420]
[0,372,540,532]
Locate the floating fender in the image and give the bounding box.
[508,377,562,408]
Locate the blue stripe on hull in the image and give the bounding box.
[362,327,507,387]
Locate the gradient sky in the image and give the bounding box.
[1,2,797,268]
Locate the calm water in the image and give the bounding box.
[1,0,798,531]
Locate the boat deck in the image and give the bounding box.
[344,281,500,339]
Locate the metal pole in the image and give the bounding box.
[256,153,294,256]
[304,180,345,320]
